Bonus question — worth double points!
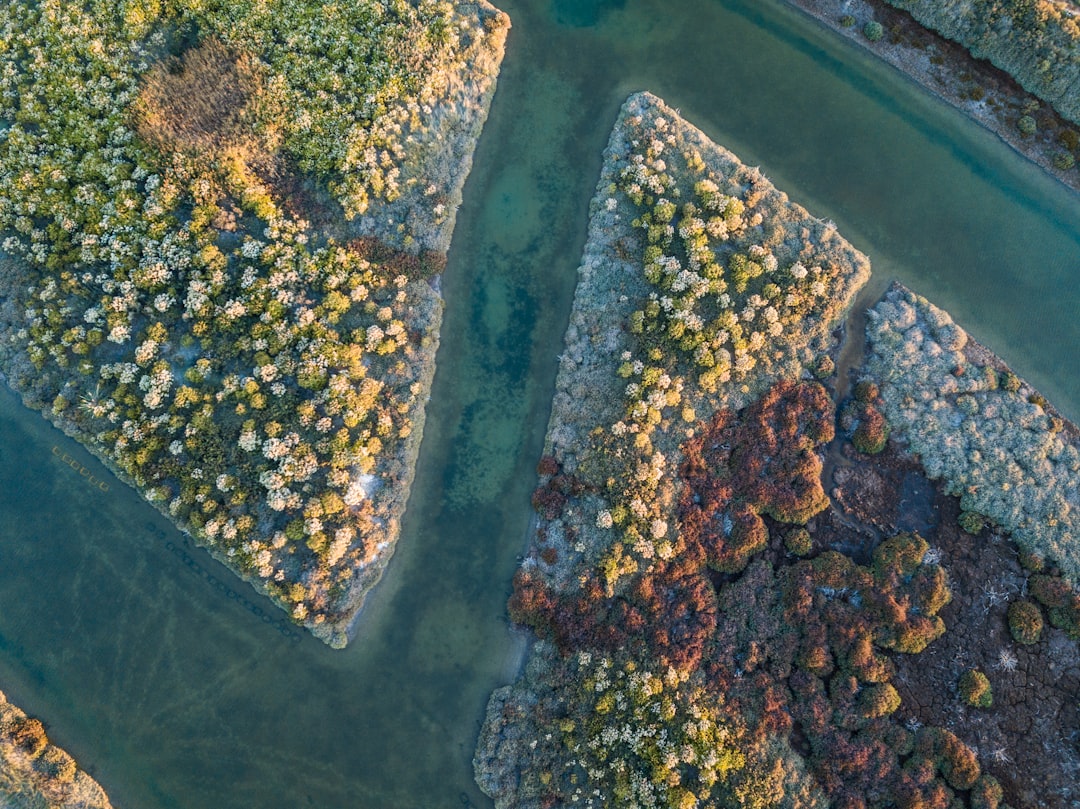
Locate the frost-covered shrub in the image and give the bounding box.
[865,285,1080,583]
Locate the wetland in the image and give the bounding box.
[0,0,1079,807]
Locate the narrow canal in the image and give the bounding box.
[0,1,1077,807]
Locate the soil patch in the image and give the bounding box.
[828,440,1080,808]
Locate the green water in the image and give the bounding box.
[1,1,1078,807]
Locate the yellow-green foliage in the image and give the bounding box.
[0,0,496,631]
[560,654,745,809]
[587,94,867,594]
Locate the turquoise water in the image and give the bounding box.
[0,1,1078,807]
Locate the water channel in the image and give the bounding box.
[0,0,1078,807]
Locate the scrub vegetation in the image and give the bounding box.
[476,92,1080,809]
[0,690,112,809]
[864,285,1080,582]
[881,0,1080,123]
[0,0,509,646]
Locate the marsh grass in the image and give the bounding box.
[134,37,274,161]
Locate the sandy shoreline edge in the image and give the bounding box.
[780,0,1080,194]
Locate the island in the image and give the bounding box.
[475,93,1079,809]
[0,0,509,647]
[0,690,111,809]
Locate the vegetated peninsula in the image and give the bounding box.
[0,0,509,647]
[0,690,112,809]
[475,93,1080,808]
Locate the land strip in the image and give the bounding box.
[783,0,1080,193]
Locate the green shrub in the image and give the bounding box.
[1017,115,1037,136]
[1018,549,1045,572]
[852,405,888,454]
[1030,574,1080,639]
[853,380,879,403]
[999,370,1022,392]
[970,774,1004,809]
[957,510,986,535]
[958,669,992,708]
[858,682,901,718]
[1053,151,1076,171]
[812,354,835,380]
[785,527,813,557]
[1007,599,1043,645]
[863,21,884,41]
[839,14,856,27]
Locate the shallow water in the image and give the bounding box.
[0,1,1078,807]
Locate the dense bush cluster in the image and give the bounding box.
[1029,572,1080,639]
[680,381,833,574]
[0,690,111,808]
[0,0,506,638]
[478,96,875,809]
[479,97,1007,809]
[865,284,1080,582]
[883,0,1080,123]
[577,97,867,599]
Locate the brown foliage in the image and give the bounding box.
[11,716,47,758]
[135,38,266,157]
[679,380,833,574]
[349,237,448,280]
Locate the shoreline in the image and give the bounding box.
[475,91,872,808]
[0,0,511,648]
[780,0,1080,195]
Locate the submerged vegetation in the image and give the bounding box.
[0,0,509,645]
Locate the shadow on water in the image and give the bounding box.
[0,0,1078,807]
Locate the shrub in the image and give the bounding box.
[1007,599,1043,645]
[10,717,48,758]
[863,21,884,41]
[957,510,986,535]
[35,745,77,784]
[858,682,901,718]
[853,380,879,403]
[970,774,1004,809]
[852,405,888,454]
[1027,574,1080,637]
[1017,115,1037,135]
[998,370,1022,392]
[839,14,856,27]
[785,527,813,557]
[1018,549,1045,572]
[1053,151,1076,171]
[958,669,992,708]
[813,354,835,379]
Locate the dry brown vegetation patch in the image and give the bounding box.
[134,37,272,159]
